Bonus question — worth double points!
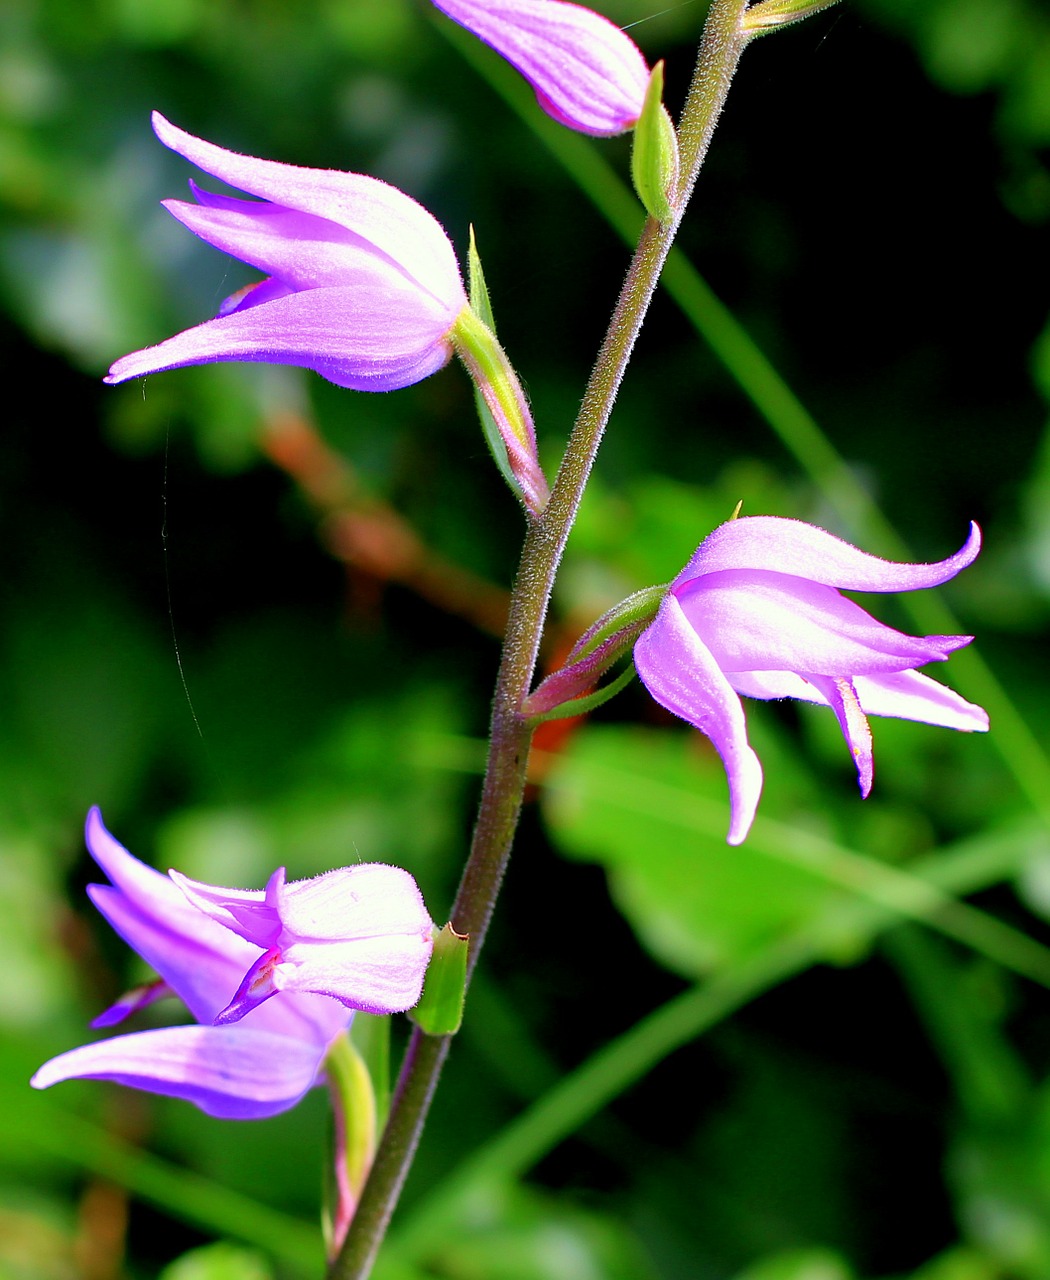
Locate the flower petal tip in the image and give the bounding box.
[724,746,764,846]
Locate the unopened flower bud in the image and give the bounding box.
[631,62,679,223]
[431,0,650,137]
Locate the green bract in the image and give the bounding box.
[631,62,679,223]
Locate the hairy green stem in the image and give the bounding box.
[328,5,753,1275]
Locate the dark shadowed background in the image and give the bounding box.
[2,1,1050,1277]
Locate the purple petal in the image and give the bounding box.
[676,518,982,594]
[805,674,875,797]
[728,668,989,734]
[84,807,260,1025]
[246,989,353,1048]
[83,811,350,1047]
[854,670,990,731]
[213,948,281,1026]
[173,862,432,1019]
[276,932,433,1014]
[677,569,973,678]
[165,190,436,296]
[634,593,763,846]
[86,806,186,910]
[104,280,460,391]
[169,867,280,948]
[150,114,465,310]
[88,883,254,1025]
[276,866,434,1014]
[727,670,826,704]
[91,979,173,1029]
[31,1025,328,1120]
[84,811,346,1044]
[432,0,649,137]
[275,864,433,942]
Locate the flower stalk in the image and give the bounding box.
[326,4,755,1276]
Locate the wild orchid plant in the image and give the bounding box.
[33,1,990,1276]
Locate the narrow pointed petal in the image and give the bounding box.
[855,669,990,731]
[87,884,253,1024]
[31,1025,327,1119]
[729,667,988,735]
[85,806,183,914]
[431,0,649,137]
[634,593,763,845]
[91,979,174,1029]
[104,282,459,391]
[678,517,982,593]
[679,569,972,678]
[150,113,464,307]
[806,674,875,796]
[84,807,261,1026]
[165,192,421,294]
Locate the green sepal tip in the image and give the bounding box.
[741,0,842,37]
[466,228,520,497]
[630,61,679,224]
[452,259,550,515]
[410,923,469,1037]
[525,660,639,726]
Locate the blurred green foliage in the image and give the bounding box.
[2,0,1049,1277]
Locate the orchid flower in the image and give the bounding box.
[431,0,650,137]
[105,113,551,513]
[105,112,468,392]
[31,809,433,1119]
[633,518,989,845]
